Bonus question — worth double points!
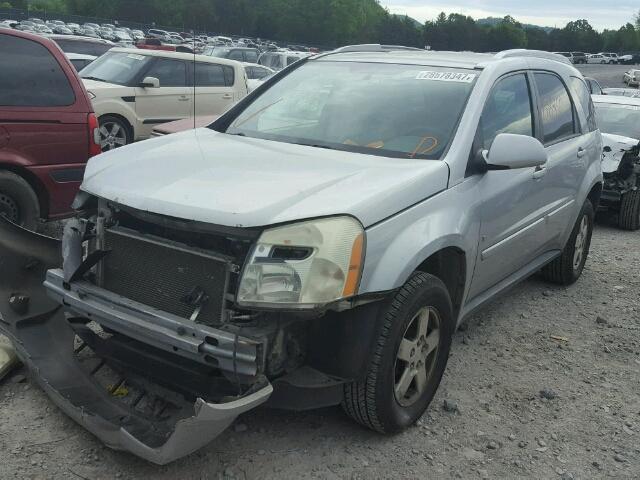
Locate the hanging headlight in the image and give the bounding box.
[237,216,365,308]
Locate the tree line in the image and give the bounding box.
[2,0,640,52]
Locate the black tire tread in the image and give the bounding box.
[618,190,640,231]
[341,272,439,433]
[0,170,40,228]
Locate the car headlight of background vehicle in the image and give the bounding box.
[237,216,365,308]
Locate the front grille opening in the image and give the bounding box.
[100,227,229,326]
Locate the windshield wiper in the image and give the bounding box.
[81,76,107,83]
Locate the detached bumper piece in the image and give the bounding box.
[0,216,272,464]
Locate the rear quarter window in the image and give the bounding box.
[0,33,76,107]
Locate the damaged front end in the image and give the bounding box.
[601,134,640,205]
[0,209,277,465]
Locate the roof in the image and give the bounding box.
[592,94,640,106]
[44,34,114,45]
[108,47,245,67]
[314,46,571,69]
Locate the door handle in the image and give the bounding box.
[533,165,547,179]
[178,95,189,102]
[222,94,233,100]
[577,147,586,158]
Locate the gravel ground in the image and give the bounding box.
[1,64,638,480]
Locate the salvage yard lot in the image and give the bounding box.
[1,65,639,480]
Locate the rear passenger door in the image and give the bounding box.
[134,57,192,137]
[191,61,238,116]
[530,72,587,250]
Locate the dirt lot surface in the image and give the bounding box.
[1,65,639,480]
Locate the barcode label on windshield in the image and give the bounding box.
[416,71,476,83]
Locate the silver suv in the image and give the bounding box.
[0,46,603,464]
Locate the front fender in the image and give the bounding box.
[359,178,482,309]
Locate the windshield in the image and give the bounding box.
[224,61,477,159]
[595,102,640,140]
[80,51,150,85]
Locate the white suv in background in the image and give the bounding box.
[79,48,249,149]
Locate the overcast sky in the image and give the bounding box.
[379,0,638,30]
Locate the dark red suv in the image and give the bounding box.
[0,29,101,229]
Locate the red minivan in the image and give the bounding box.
[0,29,101,229]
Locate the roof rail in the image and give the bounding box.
[494,49,573,65]
[331,44,424,53]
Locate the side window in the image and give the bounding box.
[223,66,235,87]
[0,33,75,107]
[228,49,244,61]
[145,58,187,87]
[244,50,258,63]
[480,73,533,149]
[534,73,576,145]
[587,79,603,95]
[569,77,597,132]
[194,63,225,87]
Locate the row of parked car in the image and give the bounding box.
[1,33,640,466]
[554,51,639,64]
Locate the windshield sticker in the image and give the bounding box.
[126,54,145,61]
[416,71,476,83]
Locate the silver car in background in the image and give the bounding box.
[0,46,602,464]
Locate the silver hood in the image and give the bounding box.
[81,128,450,228]
[602,133,639,174]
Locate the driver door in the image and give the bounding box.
[468,72,551,299]
[134,57,192,138]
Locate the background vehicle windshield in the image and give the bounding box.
[80,51,151,85]
[225,61,477,159]
[594,102,640,140]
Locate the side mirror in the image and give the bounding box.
[140,76,160,88]
[485,133,548,170]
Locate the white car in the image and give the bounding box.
[79,48,249,150]
[623,69,640,87]
[258,50,311,71]
[65,52,97,71]
[243,63,275,91]
[597,52,619,64]
[586,54,608,64]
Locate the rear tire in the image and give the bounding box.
[541,200,594,285]
[618,190,640,230]
[342,272,454,433]
[0,170,40,230]
[98,115,131,151]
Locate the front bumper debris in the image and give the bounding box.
[0,216,272,464]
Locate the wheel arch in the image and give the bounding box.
[0,163,49,218]
[413,247,467,320]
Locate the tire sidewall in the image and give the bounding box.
[375,276,454,432]
[0,172,40,229]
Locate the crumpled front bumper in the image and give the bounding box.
[0,216,272,464]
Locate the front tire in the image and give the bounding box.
[98,115,131,151]
[342,272,454,433]
[541,200,594,285]
[618,190,640,230]
[0,170,40,230]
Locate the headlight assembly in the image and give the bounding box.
[237,216,365,308]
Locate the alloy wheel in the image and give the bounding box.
[573,214,589,270]
[393,306,441,407]
[99,121,127,151]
